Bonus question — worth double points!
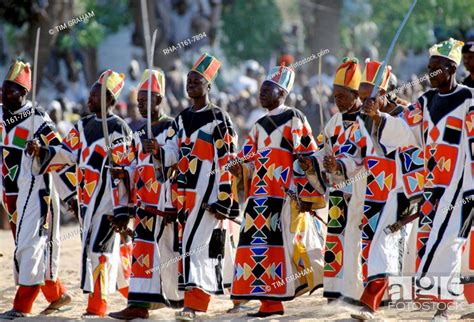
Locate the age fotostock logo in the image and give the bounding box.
[387,275,463,310]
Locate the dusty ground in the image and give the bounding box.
[1,226,474,321]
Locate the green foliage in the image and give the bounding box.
[341,0,474,55]
[61,0,131,50]
[221,0,284,65]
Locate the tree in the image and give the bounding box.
[220,0,284,65]
[340,0,474,57]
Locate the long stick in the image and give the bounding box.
[317,52,324,133]
[369,0,417,99]
[29,27,40,140]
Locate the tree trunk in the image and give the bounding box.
[300,0,342,74]
[26,0,72,94]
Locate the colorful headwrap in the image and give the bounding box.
[361,59,391,91]
[265,65,295,93]
[462,41,474,54]
[333,57,361,91]
[5,60,31,92]
[429,38,464,66]
[97,69,125,99]
[190,53,221,83]
[138,69,165,96]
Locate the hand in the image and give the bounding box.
[111,216,130,233]
[143,138,159,155]
[298,201,313,213]
[207,204,227,220]
[323,155,340,173]
[110,167,126,180]
[26,139,41,157]
[163,212,178,225]
[67,198,79,219]
[227,160,243,178]
[298,155,313,172]
[362,97,380,119]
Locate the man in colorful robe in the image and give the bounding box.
[27,70,134,317]
[362,39,474,320]
[299,58,367,305]
[348,60,424,320]
[0,60,72,320]
[229,65,325,318]
[156,53,240,321]
[109,68,184,319]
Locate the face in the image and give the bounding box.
[137,90,162,118]
[186,71,209,99]
[427,56,453,88]
[359,82,385,110]
[87,83,113,114]
[2,81,27,111]
[259,81,284,109]
[463,52,474,74]
[333,85,358,113]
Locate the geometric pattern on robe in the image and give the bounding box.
[160,104,239,294]
[309,109,367,303]
[126,116,184,308]
[33,112,134,296]
[351,106,422,287]
[231,105,325,301]
[0,102,67,286]
[377,85,474,300]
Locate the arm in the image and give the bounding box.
[292,112,326,209]
[376,99,425,154]
[31,118,80,175]
[109,123,135,220]
[159,118,180,168]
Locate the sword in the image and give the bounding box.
[317,49,325,134]
[147,30,157,139]
[383,212,420,234]
[365,0,417,103]
[203,203,242,225]
[29,27,40,140]
[141,0,164,181]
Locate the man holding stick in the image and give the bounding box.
[155,53,240,321]
[109,68,184,319]
[0,60,72,320]
[27,70,134,317]
[363,38,474,320]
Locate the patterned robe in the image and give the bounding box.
[352,108,423,285]
[377,85,474,300]
[126,116,184,308]
[0,102,71,286]
[231,105,325,301]
[34,113,134,296]
[159,104,239,294]
[307,110,366,303]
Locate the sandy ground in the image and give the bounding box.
[1,226,474,321]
